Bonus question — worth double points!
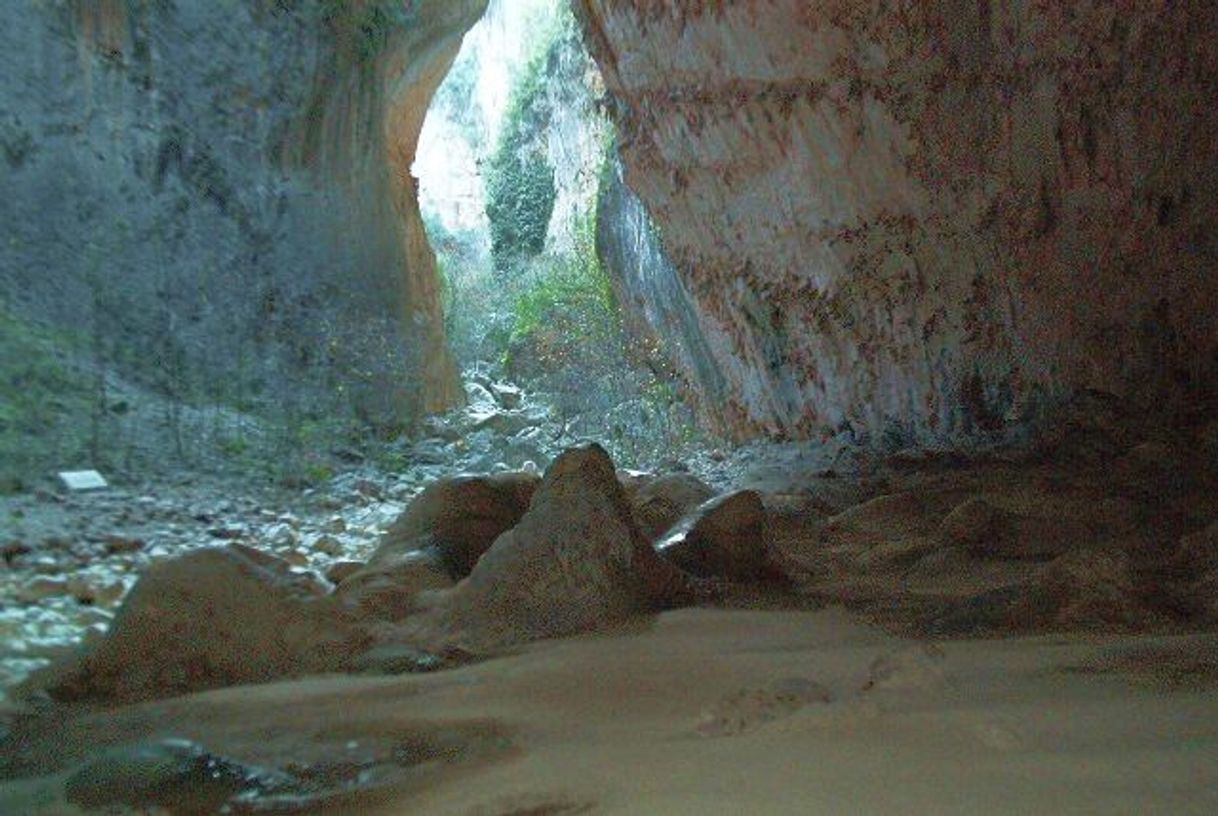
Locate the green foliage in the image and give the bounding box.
[509,211,614,345]
[504,206,620,377]
[0,303,92,491]
[218,435,251,458]
[484,26,558,271]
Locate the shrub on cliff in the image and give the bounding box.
[484,28,557,272]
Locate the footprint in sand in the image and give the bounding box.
[696,676,834,737]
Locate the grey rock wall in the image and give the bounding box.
[0,0,476,423]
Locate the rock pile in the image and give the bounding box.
[405,444,691,651]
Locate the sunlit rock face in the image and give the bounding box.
[0,0,483,420]
[577,1,1218,442]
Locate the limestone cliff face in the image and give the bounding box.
[0,0,482,420]
[597,155,727,416]
[577,1,1218,442]
[380,0,488,412]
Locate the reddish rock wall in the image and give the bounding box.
[577,0,1218,441]
[288,0,489,415]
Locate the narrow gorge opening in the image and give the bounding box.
[413,0,701,470]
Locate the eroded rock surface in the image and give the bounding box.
[579,0,1218,441]
[0,0,484,419]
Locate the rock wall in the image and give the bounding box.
[597,155,728,416]
[576,0,1218,442]
[379,0,488,412]
[0,0,482,421]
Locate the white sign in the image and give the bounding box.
[58,470,108,491]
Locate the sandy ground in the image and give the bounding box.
[3,606,1217,815]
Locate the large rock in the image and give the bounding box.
[821,492,941,570]
[626,473,716,542]
[926,548,1157,635]
[657,491,769,581]
[334,549,454,621]
[1036,549,1151,630]
[372,472,539,578]
[940,497,1007,550]
[34,545,363,702]
[940,493,1136,561]
[410,444,689,650]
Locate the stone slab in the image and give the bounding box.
[58,471,108,492]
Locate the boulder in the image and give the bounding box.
[334,549,454,620]
[657,491,769,581]
[32,545,363,702]
[464,381,496,408]
[320,516,347,535]
[925,548,1155,635]
[411,444,689,650]
[940,495,1101,561]
[940,497,1006,550]
[824,492,931,549]
[103,535,145,555]
[310,534,345,556]
[468,408,535,436]
[67,578,125,607]
[627,472,716,542]
[371,472,539,579]
[15,576,72,603]
[489,381,523,408]
[1,541,30,565]
[1037,549,1151,629]
[819,492,943,571]
[263,523,297,547]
